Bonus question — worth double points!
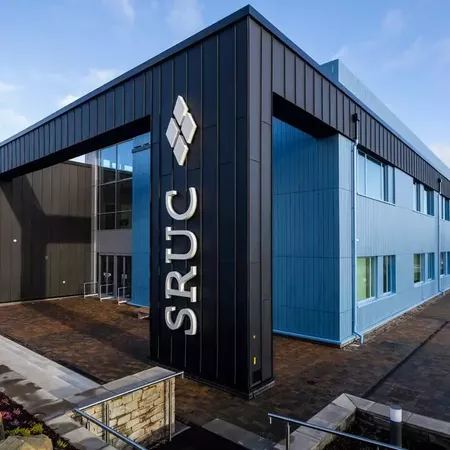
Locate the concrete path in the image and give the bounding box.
[0,334,99,398]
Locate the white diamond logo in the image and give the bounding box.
[166,118,180,148]
[166,95,197,166]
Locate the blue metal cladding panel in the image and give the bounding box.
[272,118,341,342]
[132,147,151,307]
[338,135,441,335]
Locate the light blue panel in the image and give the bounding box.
[272,118,342,342]
[322,59,450,182]
[131,148,151,307]
[338,134,443,338]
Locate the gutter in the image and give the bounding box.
[351,113,364,344]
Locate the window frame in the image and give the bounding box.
[358,151,395,204]
[357,256,377,302]
[427,253,435,281]
[382,255,395,295]
[413,253,425,285]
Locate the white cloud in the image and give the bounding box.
[58,94,80,107]
[381,9,406,37]
[331,45,349,61]
[0,109,28,142]
[430,143,450,168]
[83,68,121,88]
[166,0,204,39]
[0,81,18,93]
[104,0,135,22]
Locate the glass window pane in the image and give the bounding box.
[413,182,417,210]
[387,166,395,203]
[358,257,375,301]
[446,199,449,220]
[414,254,422,283]
[117,211,132,229]
[117,140,133,180]
[447,253,450,275]
[423,188,428,213]
[441,252,445,275]
[99,183,115,213]
[428,253,434,280]
[98,213,115,230]
[99,146,117,184]
[357,152,365,194]
[117,179,132,212]
[366,157,382,200]
[383,256,389,293]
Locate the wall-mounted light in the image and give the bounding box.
[12,239,17,243]
[62,281,66,284]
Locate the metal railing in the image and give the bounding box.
[117,286,131,304]
[83,282,99,298]
[268,413,406,450]
[99,283,114,301]
[73,371,184,450]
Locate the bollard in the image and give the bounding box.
[389,405,402,447]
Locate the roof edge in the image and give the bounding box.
[0,5,252,147]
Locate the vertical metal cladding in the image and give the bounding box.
[0,162,91,303]
[149,18,269,395]
[245,17,449,197]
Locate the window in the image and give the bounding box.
[414,182,434,215]
[383,256,395,294]
[441,252,446,276]
[357,152,395,203]
[447,253,450,276]
[413,181,421,212]
[414,254,424,284]
[96,135,147,231]
[424,187,434,215]
[445,197,450,221]
[357,257,376,301]
[428,253,435,281]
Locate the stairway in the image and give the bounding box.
[0,334,99,399]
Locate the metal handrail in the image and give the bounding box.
[117,285,131,304]
[99,283,114,301]
[73,371,184,449]
[268,412,406,450]
[83,282,99,298]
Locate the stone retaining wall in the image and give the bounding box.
[78,379,175,448]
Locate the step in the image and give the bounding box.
[0,336,98,395]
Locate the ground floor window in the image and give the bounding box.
[441,252,447,276]
[428,253,435,281]
[382,255,395,294]
[357,257,376,301]
[414,254,424,284]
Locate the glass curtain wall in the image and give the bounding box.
[97,139,133,230]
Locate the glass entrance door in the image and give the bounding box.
[99,255,115,299]
[116,256,132,301]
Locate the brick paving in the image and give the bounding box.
[0,295,450,441]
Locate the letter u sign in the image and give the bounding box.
[164,95,199,335]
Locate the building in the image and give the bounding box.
[1,5,449,397]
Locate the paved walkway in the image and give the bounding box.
[1,295,450,442]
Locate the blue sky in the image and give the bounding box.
[1,0,449,164]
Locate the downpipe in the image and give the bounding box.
[438,178,444,294]
[351,113,364,344]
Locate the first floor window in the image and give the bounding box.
[358,151,395,203]
[428,253,435,281]
[358,257,376,301]
[413,182,421,212]
[425,187,434,216]
[414,254,424,284]
[383,255,395,294]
